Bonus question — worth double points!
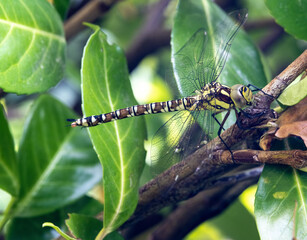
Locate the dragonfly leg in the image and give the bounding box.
[211,111,226,131]
[212,110,234,160]
[246,84,274,98]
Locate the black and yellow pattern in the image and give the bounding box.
[68,82,253,128]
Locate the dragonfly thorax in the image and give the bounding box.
[195,82,234,112]
[193,82,253,112]
[230,84,253,109]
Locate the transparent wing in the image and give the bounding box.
[173,29,209,96]
[150,108,213,177]
[150,10,247,180]
[174,9,248,95]
[210,10,248,82]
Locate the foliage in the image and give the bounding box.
[81,24,146,238]
[0,0,66,94]
[255,165,307,239]
[0,0,306,239]
[265,0,307,40]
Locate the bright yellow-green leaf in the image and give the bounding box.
[81,26,146,237]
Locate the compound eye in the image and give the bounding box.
[241,86,247,94]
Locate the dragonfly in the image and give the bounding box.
[68,9,257,176]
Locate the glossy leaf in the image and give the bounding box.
[63,195,104,217]
[255,165,307,240]
[81,25,146,237]
[6,211,62,240]
[7,196,103,240]
[212,200,259,240]
[104,231,124,240]
[0,105,18,196]
[66,213,102,240]
[0,0,66,94]
[187,200,259,240]
[265,0,307,40]
[12,95,101,217]
[53,0,70,20]
[277,76,307,106]
[172,0,267,128]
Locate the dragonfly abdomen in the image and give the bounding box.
[68,97,197,127]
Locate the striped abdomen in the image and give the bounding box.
[68,97,198,127]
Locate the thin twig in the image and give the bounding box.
[245,19,285,53]
[126,0,172,71]
[212,149,307,169]
[244,19,279,31]
[64,0,120,41]
[259,25,284,53]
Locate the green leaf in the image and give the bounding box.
[104,231,124,240]
[265,0,307,40]
[13,95,101,217]
[7,197,103,240]
[6,211,63,240]
[53,0,70,20]
[0,0,66,94]
[210,200,259,240]
[187,200,259,240]
[255,165,307,240]
[277,76,307,106]
[63,195,104,217]
[0,105,18,196]
[66,213,102,240]
[81,26,146,237]
[171,0,268,128]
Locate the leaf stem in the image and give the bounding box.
[95,228,107,240]
[0,197,17,231]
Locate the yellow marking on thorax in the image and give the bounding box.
[201,85,233,112]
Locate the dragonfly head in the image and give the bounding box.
[230,84,253,109]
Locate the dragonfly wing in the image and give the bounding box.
[150,110,195,176]
[174,9,248,94]
[174,29,208,96]
[209,9,248,82]
[150,107,214,177]
[177,109,214,159]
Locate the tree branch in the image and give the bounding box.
[263,49,307,99]
[147,148,307,239]
[149,171,260,240]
